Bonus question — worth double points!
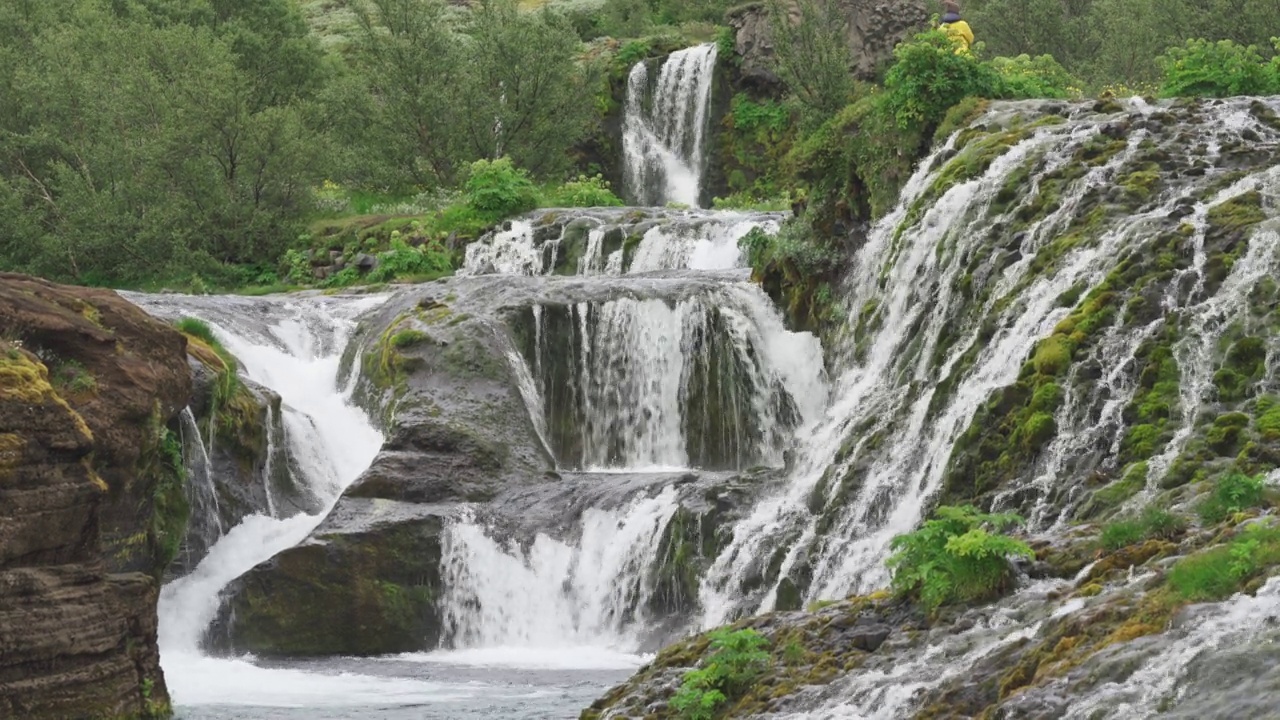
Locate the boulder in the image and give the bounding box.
[208,500,446,657]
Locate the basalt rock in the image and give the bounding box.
[0,273,190,719]
[727,0,930,86]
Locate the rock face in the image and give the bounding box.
[0,273,191,719]
[212,276,779,656]
[172,356,319,578]
[728,0,929,86]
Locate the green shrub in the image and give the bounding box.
[366,237,453,283]
[1100,505,1186,550]
[1197,471,1267,524]
[464,157,538,219]
[53,360,98,395]
[988,53,1078,99]
[882,30,1000,129]
[671,628,770,720]
[1101,519,1145,551]
[887,505,1033,611]
[543,174,624,208]
[1158,38,1280,98]
[321,267,360,288]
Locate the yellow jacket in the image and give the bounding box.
[941,20,974,53]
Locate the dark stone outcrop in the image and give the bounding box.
[213,276,777,656]
[0,273,191,719]
[727,0,930,86]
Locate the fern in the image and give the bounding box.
[888,505,1033,611]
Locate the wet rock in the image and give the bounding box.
[209,501,446,656]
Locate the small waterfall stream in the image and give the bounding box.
[440,207,827,654]
[621,44,719,207]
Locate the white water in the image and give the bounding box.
[460,209,779,276]
[127,293,392,708]
[439,486,682,653]
[700,97,1280,626]
[622,43,718,207]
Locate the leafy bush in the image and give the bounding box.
[740,221,839,278]
[712,192,793,212]
[989,54,1079,99]
[888,505,1033,611]
[464,157,538,219]
[1101,519,1145,551]
[543,174,624,207]
[366,237,452,283]
[1197,471,1267,525]
[283,247,312,285]
[671,628,770,720]
[883,30,1000,129]
[1158,39,1280,98]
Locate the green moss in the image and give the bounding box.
[1256,396,1280,442]
[1214,336,1266,401]
[1019,412,1057,452]
[1206,190,1266,233]
[389,329,429,349]
[1029,382,1062,412]
[1206,412,1251,456]
[1032,336,1073,375]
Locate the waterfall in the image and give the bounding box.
[621,43,718,207]
[696,97,1280,636]
[460,208,781,277]
[516,286,823,471]
[439,486,682,651]
[177,406,223,570]
[443,203,826,654]
[123,292,390,706]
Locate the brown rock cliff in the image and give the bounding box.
[1,273,191,719]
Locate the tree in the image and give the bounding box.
[349,0,467,186]
[458,0,596,178]
[767,0,854,128]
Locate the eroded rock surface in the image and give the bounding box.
[0,273,190,719]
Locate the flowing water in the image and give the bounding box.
[121,91,1280,718]
[621,44,718,207]
[129,293,631,719]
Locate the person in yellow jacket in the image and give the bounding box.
[939,1,974,54]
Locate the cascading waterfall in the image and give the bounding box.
[700,98,1280,626]
[176,407,223,571]
[515,286,823,471]
[447,199,824,653]
[621,43,718,207]
[438,486,682,651]
[122,292,396,707]
[460,208,782,277]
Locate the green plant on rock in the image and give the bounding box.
[1100,506,1187,551]
[671,628,771,720]
[367,237,452,283]
[464,157,538,219]
[544,174,624,208]
[1197,471,1267,525]
[882,30,1000,129]
[1169,522,1280,601]
[887,505,1033,612]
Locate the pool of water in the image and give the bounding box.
[168,647,642,720]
